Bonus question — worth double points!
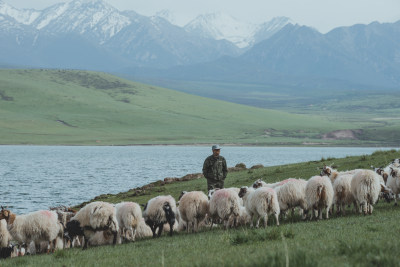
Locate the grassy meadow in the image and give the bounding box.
[1,68,396,146]
[140,78,400,145]
[2,149,400,267]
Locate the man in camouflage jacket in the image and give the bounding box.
[202,145,228,191]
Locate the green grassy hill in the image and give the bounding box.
[0,69,361,145]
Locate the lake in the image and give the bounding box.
[0,146,396,214]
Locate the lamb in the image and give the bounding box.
[386,167,400,205]
[305,176,334,220]
[115,202,142,242]
[351,170,381,215]
[178,191,209,233]
[274,179,308,219]
[143,195,177,237]
[332,174,355,215]
[0,207,64,254]
[209,188,241,229]
[64,201,118,249]
[238,186,280,228]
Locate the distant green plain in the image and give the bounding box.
[0,69,396,145]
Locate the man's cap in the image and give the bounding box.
[212,144,221,150]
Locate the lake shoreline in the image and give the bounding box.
[0,143,397,147]
[2,146,397,214]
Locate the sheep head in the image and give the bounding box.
[321,165,332,176]
[380,184,395,203]
[252,179,263,189]
[208,188,219,200]
[238,186,248,198]
[0,207,14,224]
[390,167,398,178]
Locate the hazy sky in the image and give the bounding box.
[3,0,400,33]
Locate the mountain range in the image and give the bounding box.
[0,0,399,91]
[0,0,287,69]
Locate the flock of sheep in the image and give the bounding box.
[0,158,399,259]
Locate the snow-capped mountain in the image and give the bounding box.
[11,0,130,44]
[0,0,240,69]
[0,0,40,25]
[253,17,292,44]
[184,12,256,48]
[184,13,292,48]
[0,1,292,49]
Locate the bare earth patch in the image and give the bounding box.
[322,129,362,140]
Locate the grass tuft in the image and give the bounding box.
[53,249,68,259]
[230,228,294,245]
[337,240,400,267]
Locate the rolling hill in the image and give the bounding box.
[0,69,362,146]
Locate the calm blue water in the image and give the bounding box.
[0,146,396,213]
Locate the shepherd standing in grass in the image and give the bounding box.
[203,145,228,191]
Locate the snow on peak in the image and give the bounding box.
[184,12,257,48]
[184,13,294,48]
[0,1,41,25]
[32,0,131,42]
[253,16,293,44]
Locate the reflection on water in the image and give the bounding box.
[0,146,395,213]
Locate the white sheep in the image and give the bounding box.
[275,179,308,219]
[332,174,355,215]
[178,191,209,233]
[305,175,334,220]
[209,188,241,229]
[115,202,142,242]
[351,170,381,215]
[238,186,280,228]
[143,195,177,237]
[0,207,63,254]
[386,167,400,205]
[0,219,11,248]
[65,201,118,249]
